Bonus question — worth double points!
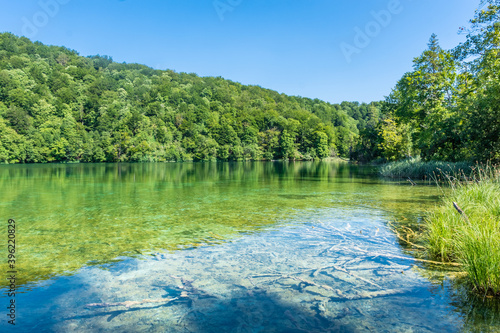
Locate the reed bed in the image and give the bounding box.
[423,164,500,296]
[379,157,472,181]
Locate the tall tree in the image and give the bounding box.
[456,0,500,161]
[388,34,458,160]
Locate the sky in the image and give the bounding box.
[0,0,481,104]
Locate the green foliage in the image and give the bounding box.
[385,34,460,161]
[0,33,362,163]
[424,165,500,296]
[377,119,412,162]
[354,3,500,163]
[379,157,473,180]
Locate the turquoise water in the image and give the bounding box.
[0,161,499,332]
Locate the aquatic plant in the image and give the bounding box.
[424,164,500,296]
[379,157,472,180]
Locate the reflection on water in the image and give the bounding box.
[0,161,423,286]
[0,161,499,332]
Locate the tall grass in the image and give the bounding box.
[424,164,500,296]
[380,156,472,180]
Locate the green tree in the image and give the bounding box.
[0,32,360,163]
[457,1,500,161]
[313,131,329,159]
[388,34,458,159]
[377,119,412,161]
[280,130,295,159]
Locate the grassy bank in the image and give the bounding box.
[379,157,472,180]
[423,165,500,296]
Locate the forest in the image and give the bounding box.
[0,2,498,164]
[352,1,500,164]
[0,32,386,163]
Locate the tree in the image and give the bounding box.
[280,130,295,160]
[5,105,32,134]
[259,129,280,160]
[313,131,329,159]
[456,1,500,161]
[0,32,356,163]
[388,34,458,159]
[377,119,412,161]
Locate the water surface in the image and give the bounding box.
[0,162,499,332]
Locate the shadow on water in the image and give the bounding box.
[11,273,500,333]
[28,270,500,333]
[64,289,360,333]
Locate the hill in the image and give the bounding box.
[0,33,379,163]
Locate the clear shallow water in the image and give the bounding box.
[0,161,499,332]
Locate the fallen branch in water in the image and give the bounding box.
[379,253,461,266]
[168,275,218,299]
[280,274,333,291]
[350,246,462,267]
[86,297,178,308]
[332,265,382,289]
[332,288,414,301]
[255,271,335,292]
[388,221,426,250]
[393,228,426,249]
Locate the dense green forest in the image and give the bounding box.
[1,2,496,164]
[0,32,385,163]
[352,0,500,163]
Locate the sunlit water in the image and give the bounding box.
[0,162,499,332]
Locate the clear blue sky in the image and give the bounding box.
[0,0,480,104]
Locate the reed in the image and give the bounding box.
[424,164,500,296]
[379,157,472,181]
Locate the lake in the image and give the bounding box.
[0,161,499,332]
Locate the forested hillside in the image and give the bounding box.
[352,1,500,163]
[1,2,497,165]
[0,32,378,163]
